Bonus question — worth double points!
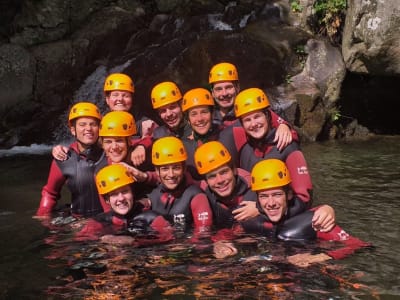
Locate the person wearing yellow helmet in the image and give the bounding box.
[208,62,296,151]
[150,81,192,140]
[76,164,172,246]
[194,141,259,229]
[181,87,219,143]
[36,102,108,218]
[247,159,370,266]
[146,136,213,232]
[219,87,313,206]
[53,73,156,166]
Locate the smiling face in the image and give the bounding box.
[211,81,239,112]
[107,185,134,216]
[101,137,129,163]
[157,102,183,130]
[205,164,236,198]
[157,162,185,190]
[188,106,212,135]
[106,90,133,111]
[70,117,100,151]
[241,110,269,140]
[257,188,288,223]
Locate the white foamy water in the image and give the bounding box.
[0,144,53,157]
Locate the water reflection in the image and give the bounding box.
[0,136,399,299]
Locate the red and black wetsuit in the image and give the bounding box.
[147,174,213,233]
[201,169,256,229]
[76,202,172,245]
[219,125,312,204]
[246,208,370,260]
[37,142,108,217]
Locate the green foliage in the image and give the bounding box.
[290,0,303,12]
[311,0,347,44]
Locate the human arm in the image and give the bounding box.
[140,119,158,137]
[36,160,66,217]
[190,193,213,232]
[269,110,299,151]
[285,149,313,204]
[287,252,332,267]
[232,201,259,221]
[311,205,336,232]
[52,145,69,161]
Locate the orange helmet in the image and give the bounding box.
[103,73,134,93]
[234,88,270,118]
[152,136,187,166]
[96,164,135,195]
[151,81,182,109]
[99,111,137,137]
[209,62,239,84]
[181,88,215,112]
[251,159,291,192]
[194,141,232,175]
[68,102,101,126]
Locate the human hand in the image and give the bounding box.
[312,205,336,232]
[117,162,148,182]
[100,234,135,245]
[141,120,157,137]
[130,145,146,166]
[287,252,332,267]
[274,124,292,151]
[52,145,68,161]
[213,241,238,259]
[232,201,259,221]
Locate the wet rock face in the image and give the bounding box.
[0,0,397,147]
[342,0,400,75]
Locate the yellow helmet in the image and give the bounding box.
[194,141,232,175]
[152,136,187,166]
[234,88,270,118]
[251,159,291,192]
[99,111,137,137]
[181,88,215,112]
[96,164,135,195]
[151,81,182,109]
[209,62,239,84]
[103,73,134,93]
[68,102,101,126]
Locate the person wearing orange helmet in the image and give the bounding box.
[219,88,313,206]
[95,111,157,211]
[209,62,296,151]
[194,141,259,229]
[53,73,155,166]
[36,102,108,218]
[248,159,370,266]
[150,81,192,140]
[146,136,213,233]
[76,164,172,246]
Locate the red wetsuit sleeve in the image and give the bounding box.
[269,110,299,142]
[36,160,66,216]
[318,225,371,260]
[130,135,152,149]
[144,170,160,185]
[285,150,313,204]
[75,219,106,241]
[149,215,174,243]
[190,193,213,231]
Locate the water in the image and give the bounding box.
[0,136,399,299]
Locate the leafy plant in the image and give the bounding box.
[290,0,303,12]
[310,0,347,44]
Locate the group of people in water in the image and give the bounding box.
[35,62,370,266]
